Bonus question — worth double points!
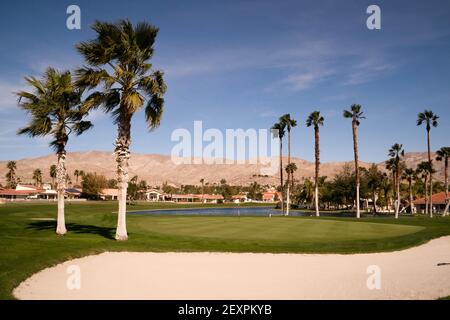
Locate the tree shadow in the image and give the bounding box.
[27,221,115,240]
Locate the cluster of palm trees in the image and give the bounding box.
[16,19,166,240]
[272,106,448,218]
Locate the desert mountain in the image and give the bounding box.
[0,151,444,187]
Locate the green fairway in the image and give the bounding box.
[1,201,450,300]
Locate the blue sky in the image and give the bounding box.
[0,0,449,163]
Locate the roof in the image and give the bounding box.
[413,192,447,205]
[0,189,38,196]
[171,194,224,200]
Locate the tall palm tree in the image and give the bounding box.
[33,169,43,187]
[76,20,167,240]
[402,168,416,214]
[343,104,365,218]
[279,114,297,216]
[436,147,450,215]
[417,110,439,216]
[388,143,405,219]
[271,121,286,214]
[306,111,324,217]
[5,161,17,188]
[49,165,57,189]
[17,68,92,235]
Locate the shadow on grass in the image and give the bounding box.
[27,221,115,240]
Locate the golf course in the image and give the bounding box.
[1,201,450,299]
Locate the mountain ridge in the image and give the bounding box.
[0,151,444,186]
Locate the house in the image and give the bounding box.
[65,188,82,199]
[231,193,249,203]
[141,188,166,201]
[168,194,224,204]
[413,192,448,214]
[100,188,119,200]
[262,189,281,202]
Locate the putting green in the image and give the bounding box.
[137,216,424,243]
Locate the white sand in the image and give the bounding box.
[14,236,450,300]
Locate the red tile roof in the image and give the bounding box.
[413,192,447,205]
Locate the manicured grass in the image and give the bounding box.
[0,201,450,300]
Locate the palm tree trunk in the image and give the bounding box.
[427,129,433,217]
[286,183,290,216]
[314,126,320,217]
[395,169,400,219]
[56,151,67,235]
[424,175,429,215]
[409,180,414,215]
[286,129,291,215]
[372,190,377,214]
[115,114,131,241]
[352,121,360,219]
[444,158,449,216]
[279,138,284,214]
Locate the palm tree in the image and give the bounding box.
[33,169,43,187]
[402,168,416,214]
[200,178,205,203]
[74,169,80,185]
[417,110,439,216]
[76,20,167,240]
[279,114,297,215]
[271,121,286,214]
[306,111,324,217]
[436,147,450,215]
[286,162,298,191]
[385,158,397,211]
[366,164,383,214]
[416,161,434,216]
[5,161,17,188]
[17,68,92,235]
[285,163,297,215]
[343,104,365,218]
[49,165,57,189]
[388,143,405,219]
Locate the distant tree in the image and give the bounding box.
[5,161,17,188]
[306,111,324,216]
[107,178,118,188]
[49,165,57,188]
[343,104,365,218]
[388,143,405,219]
[417,110,439,216]
[200,178,205,203]
[416,161,435,216]
[365,164,383,214]
[402,168,417,214]
[33,169,43,187]
[436,147,449,215]
[81,173,107,200]
[74,169,81,185]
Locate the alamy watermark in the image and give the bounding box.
[66,264,81,290]
[171,121,280,175]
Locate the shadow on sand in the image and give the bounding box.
[27,221,115,240]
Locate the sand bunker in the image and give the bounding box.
[14,237,450,300]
